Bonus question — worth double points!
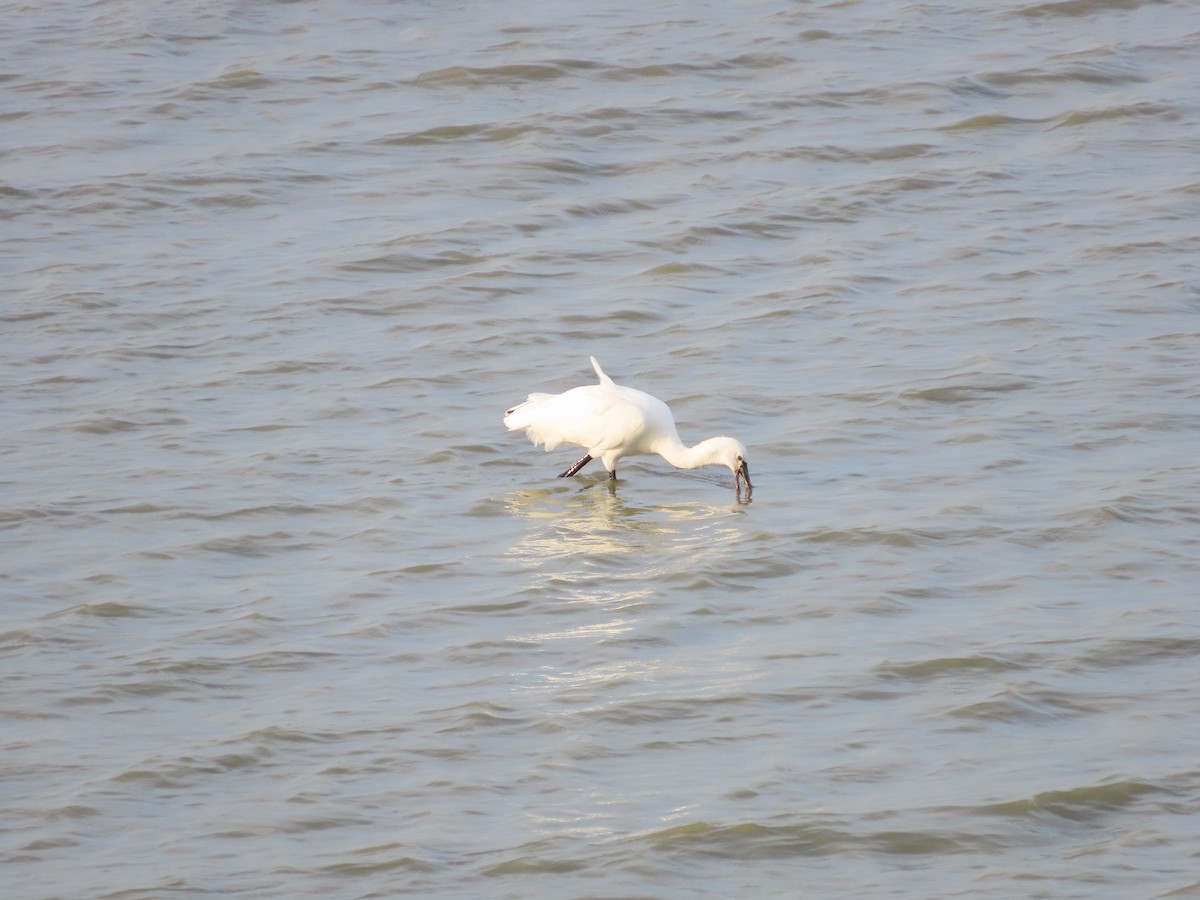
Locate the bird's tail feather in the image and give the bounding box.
[503,393,553,430]
[590,356,614,386]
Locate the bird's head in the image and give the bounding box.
[706,436,752,491]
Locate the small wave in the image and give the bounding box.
[802,528,926,548]
[481,855,586,876]
[563,198,654,219]
[98,502,166,515]
[47,601,155,619]
[1016,0,1149,19]
[948,685,1104,723]
[637,261,728,278]
[902,380,1028,405]
[1078,636,1200,669]
[192,532,317,557]
[875,655,1021,682]
[1052,101,1179,129]
[979,60,1146,89]
[338,250,484,273]
[939,113,1047,131]
[322,853,436,876]
[633,819,999,857]
[372,122,553,146]
[173,68,278,100]
[974,779,1165,822]
[72,417,141,434]
[423,701,533,734]
[412,63,580,87]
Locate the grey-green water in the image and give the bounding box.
[5,1,1200,896]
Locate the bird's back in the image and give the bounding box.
[504,362,678,459]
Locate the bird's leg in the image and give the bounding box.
[608,467,617,481]
[559,454,593,478]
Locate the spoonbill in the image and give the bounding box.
[504,357,752,491]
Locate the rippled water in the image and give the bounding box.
[5,0,1200,896]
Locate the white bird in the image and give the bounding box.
[504,356,752,491]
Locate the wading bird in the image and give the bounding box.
[504,357,751,492]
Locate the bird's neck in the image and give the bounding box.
[655,436,722,471]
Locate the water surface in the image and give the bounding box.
[4,0,1200,896]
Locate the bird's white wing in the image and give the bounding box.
[505,385,650,455]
